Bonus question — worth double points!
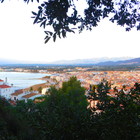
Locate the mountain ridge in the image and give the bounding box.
[97,57,140,66]
[0,57,139,66]
[49,57,133,65]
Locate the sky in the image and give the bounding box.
[0,0,140,63]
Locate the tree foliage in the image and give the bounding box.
[1,0,140,43]
[87,80,140,139]
[0,78,140,139]
[33,0,140,43]
[38,86,42,93]
[0,98,34,140]
[0,0,39,3]
[14,77,89,139]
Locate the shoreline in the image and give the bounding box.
[25,76,51,91]
[0,71,49,89]
[25,82,48,91]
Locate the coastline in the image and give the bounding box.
[25,75,56,92]
[25,82,48,91]
[0,72,48,89]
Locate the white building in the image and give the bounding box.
[0,79,17,100]
[11,89,43,102]
[0,78,7,85]
[41,87,50,95]
[0,78,18,100]
[0,78,43,102]
[22,92,43,102]
[11,89,30,101]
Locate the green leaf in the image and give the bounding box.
[53,33,56,42]
[33,10,42,24]
[45,37,51,44]
[62,30,66,38]
[32,11,37,15]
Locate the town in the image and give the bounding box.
[0,65,140,105]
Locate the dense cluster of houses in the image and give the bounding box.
[49,71,140,90]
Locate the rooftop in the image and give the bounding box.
[22,93,37,99]
[11,89,24,96]
[0,85,11,89]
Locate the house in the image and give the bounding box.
[0,78,8,85]
[0,79,4,84]
[0,84,16,100]
[41,87,50,95]
[22,92,43,102]
[0,78,19,100]
[11,89,29,101]
[0,78,42,101]
[11,89,42,101]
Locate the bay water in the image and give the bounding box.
[0,72,49,89]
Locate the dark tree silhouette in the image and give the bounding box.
[0,78,140,139]
[1,0,140,43]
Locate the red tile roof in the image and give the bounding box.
[11,89,24,96]
[0,79,4,82]
[22,93,37,99]
[0,85,11,88]
[9,100,16,106]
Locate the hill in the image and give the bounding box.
[50,57,133,65]
[97,57,140,66]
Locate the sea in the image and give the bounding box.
[0,72,49,89]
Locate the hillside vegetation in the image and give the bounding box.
[0,77,140,140]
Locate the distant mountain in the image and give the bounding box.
[97,57,140,66]
[0,57,138,66]
[50,57,133,65]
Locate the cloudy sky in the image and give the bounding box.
[0,0,139,63]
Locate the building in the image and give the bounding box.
[11,89,28,101]
[41,87,50,95]
[22,92,42,102]
[0,79,17,100]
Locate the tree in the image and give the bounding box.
[0,97,34,140]
[29,87,33,91]
[23,77,89,139]
[38,86,42,93]
[1,0,140,43]
[87,81,140,139]
[1,78,140,139]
